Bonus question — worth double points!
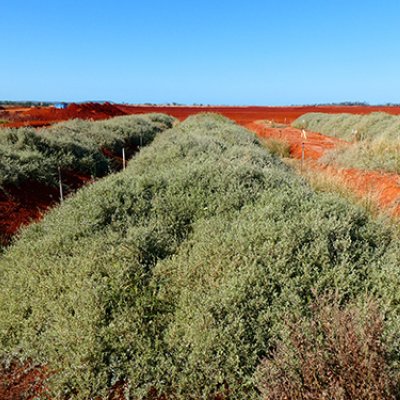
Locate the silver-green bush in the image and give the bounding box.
[293,112,400,173]
[0,114,399,399]
[0,113,175,188]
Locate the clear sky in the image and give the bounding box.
[2,0,400,105]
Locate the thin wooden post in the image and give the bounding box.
[122,148,126,170]
[58,166,64,203]
[300,129,307,174]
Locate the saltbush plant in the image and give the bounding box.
[292,112,400,142]
[261,138,290,158]
[256,297,398,400]
[0,113,175,188]
[0,114,399,399]
[293,112,400,173]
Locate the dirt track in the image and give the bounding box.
[246,121,348,160]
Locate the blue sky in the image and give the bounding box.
[2,0,400,105]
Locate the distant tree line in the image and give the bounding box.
[0,101,53,107]
[298,101,400,107]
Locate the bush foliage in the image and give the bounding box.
[0,114,400,399]
[261,138,290,158]
[256,297,398,400]
[0,113,175,188]
[293,112,400,173]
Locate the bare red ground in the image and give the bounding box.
[118,104,400,125]
[0,362,50,400]
[0,182,59,246]
[4,103,400,128]
[247,121,400,216]
[0,172,91,246]
[327,165,400,214]
[246,121,349,160]
[0,102,125,128]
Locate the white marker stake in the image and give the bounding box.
[58,166,64,203]
[300,129,307,174]
[122,148,126,170]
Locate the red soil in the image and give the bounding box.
[118,104,400,125]
[3,103,400,128]
[0,182,59,246]
[328,166,400,214]
[247,121,400,216]
[0,362,50,400]
[0,172,91,246]
[246,121,349,160]
[0,102,125,128]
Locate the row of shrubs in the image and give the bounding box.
[293,112,400,173]
[1,114,400,399]
[0,113,175,188]
[293,112,400,142]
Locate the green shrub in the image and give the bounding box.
[293,112,400,173]
[0,114,399,399]
[0,114,175,189]
[261,138,290,158]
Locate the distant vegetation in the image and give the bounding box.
[0,113,175,189]
[0,101,54,107]
[293,112,400,174]
[1,114,400,399]
[316,101,370,106]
